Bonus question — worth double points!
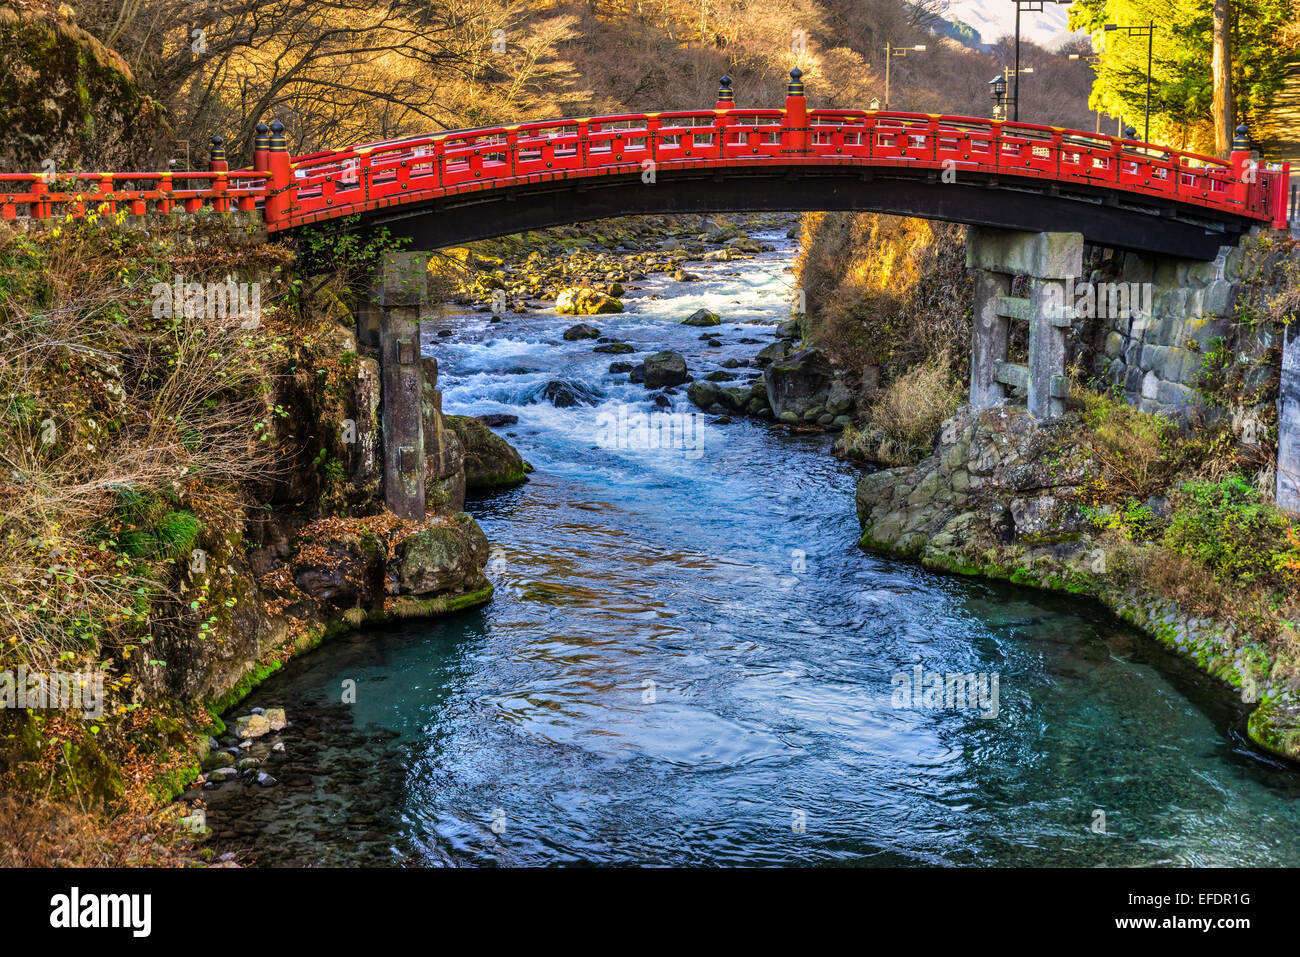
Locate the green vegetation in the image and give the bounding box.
[1165,475,1300,587]
[1070,0,1296,153]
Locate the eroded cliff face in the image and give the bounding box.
[0,4,170,171]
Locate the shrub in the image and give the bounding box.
[862,357,963,466]
[1164,475,1294,586]
[1078,389,1183,501]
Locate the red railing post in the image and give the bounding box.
[782,68,809,156]
[1275,161,1292,229]
[157,173,172,215]
[209,135,230,212]
[32,176,50,219]
[264,119,294,227]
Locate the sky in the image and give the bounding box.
[945,0,1078,46]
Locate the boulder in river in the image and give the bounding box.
[764,347,834,421]
[643,351,689,388]
[593,342,635,354]
[556,287,623,315]
[396,512,491,596]
[476,413,519,427]
[682,308,721,327]
[608,361,635,374]
[687,380,720,410]
[446,414,530,489]
[562,323,601,340]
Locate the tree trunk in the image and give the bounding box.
[1212,0,1234,158]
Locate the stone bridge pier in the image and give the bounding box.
[1281,326,1300,511]
[354,250,468,520]
[967,227,1083,420]
[965,225,1300,515]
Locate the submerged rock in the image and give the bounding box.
[534,379,602,408]
[235,714,271,740]
[445,415,530,489]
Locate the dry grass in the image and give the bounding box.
[836,356,963,466]
[795,212,972,381]
[0,218,288,673]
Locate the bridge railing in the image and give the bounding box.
[0,170,270,221]
[3,73,1290,233]
[279,103,1286,232]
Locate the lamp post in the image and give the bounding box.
[1012,0,1071,121]
[1105,21,1158,143]
[990,67,1032,121]
[990,74,1008,121]
[883,42,927,110]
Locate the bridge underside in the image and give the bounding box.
[344,165,1250,259]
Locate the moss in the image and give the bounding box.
[349,581,494,630]
[205,658,283,719]
[1247,699,1300,762]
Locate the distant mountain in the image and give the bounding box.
[944,0,1080,46]
[937,17,985,50]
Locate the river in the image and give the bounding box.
[206,227,1300,867]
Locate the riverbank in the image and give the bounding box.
[0,214,500,862]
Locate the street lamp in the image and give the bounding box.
[1011,0,1070,121]
[883,43,926,110]
[1105,21,1158,143]
[990,74,1008,120]
[990,68,1031,121]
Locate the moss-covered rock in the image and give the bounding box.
[395,513,490,596]
[854,403,1300,762]
[0,6,170,171]
[445,415,529,489]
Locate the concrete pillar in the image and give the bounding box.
[1280,324,1300,512]
[1028,277,1071,419]
[376,251,429,520]
[970,269,1011,409]
[966,227,1083,419]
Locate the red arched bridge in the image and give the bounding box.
[1,71,1289,260]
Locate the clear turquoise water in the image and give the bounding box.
[212,232,1300,866]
